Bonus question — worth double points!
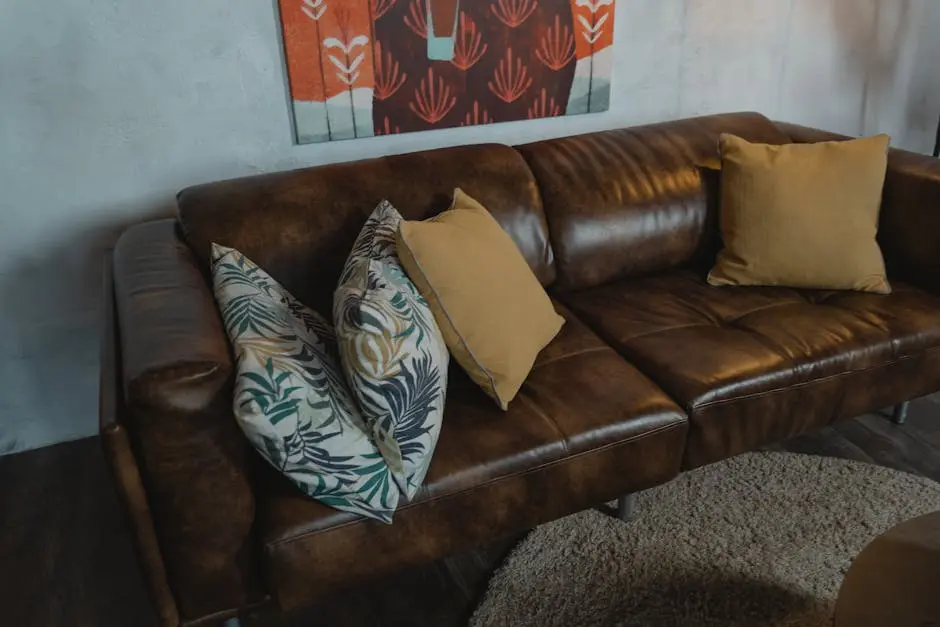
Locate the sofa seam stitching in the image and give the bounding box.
[519,394,570,456]
[612,322,715,345]
[692,344,940,411]
[529,346,610,370]
[265,419,686,548]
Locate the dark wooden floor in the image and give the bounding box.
[2,394,939,627]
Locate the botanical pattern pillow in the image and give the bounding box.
[211,244,399,523]
[334,201,449,500]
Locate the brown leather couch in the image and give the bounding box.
[100,112,940,626]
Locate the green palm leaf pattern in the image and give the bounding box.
[352,452,399,511]
[387,290,437,348]
[334,202,450,500]
[338,201,400,286]
[239,360,303,425]
[211,243,400,523]
[283,296,334,339]
[360,354,443,493]
[221,293,286,338]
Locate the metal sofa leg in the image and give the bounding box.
[892,401,910,426]
[617,493,637,522]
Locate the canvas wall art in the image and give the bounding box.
[279,0,615,144]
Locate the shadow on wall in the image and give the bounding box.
[827,0,939,151]
[897,2,940,151]
[0,203,175,456]
[837,0,909,121]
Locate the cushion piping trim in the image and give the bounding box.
[692,344,940,411]
[396,226,501,404]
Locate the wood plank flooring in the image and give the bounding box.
[2,393,939,627]
[0,435,157,627]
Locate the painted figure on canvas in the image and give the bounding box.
[280,0,615,144]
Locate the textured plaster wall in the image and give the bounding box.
[2,0,939,454]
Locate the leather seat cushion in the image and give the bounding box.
[257,301,687,610]
[560,271,940,469]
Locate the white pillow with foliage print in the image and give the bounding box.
[334,201,449,500]
[211,243,399,523]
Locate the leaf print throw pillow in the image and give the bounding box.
[211,244,399,523]
[334,201,449,501]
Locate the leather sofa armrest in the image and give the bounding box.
[101,251,180,626]
[775,121,940,295]
[114,220,232,406]
[112,219,259,622]
[880,149,940,295]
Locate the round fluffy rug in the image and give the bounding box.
[470,452,940,627]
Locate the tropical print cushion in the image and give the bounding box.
[211,244,399,523]
[334,201,449,500]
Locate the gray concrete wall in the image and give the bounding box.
[2,0,938,454]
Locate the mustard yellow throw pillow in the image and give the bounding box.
[708,133,891,294]
[396,189,564,410]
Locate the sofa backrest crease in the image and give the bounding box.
[176,143,554,317]
[177,112,790,314]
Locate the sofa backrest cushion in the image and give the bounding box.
[177,144,553,315]
[516,112,790,291]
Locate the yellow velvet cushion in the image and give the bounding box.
[395,189,564,410]
[708,133,891,294]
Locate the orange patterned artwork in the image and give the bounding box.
[279,0,615,143]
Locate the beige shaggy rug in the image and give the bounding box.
[470,452,940,627]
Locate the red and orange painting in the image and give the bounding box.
[279,0,615,143]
